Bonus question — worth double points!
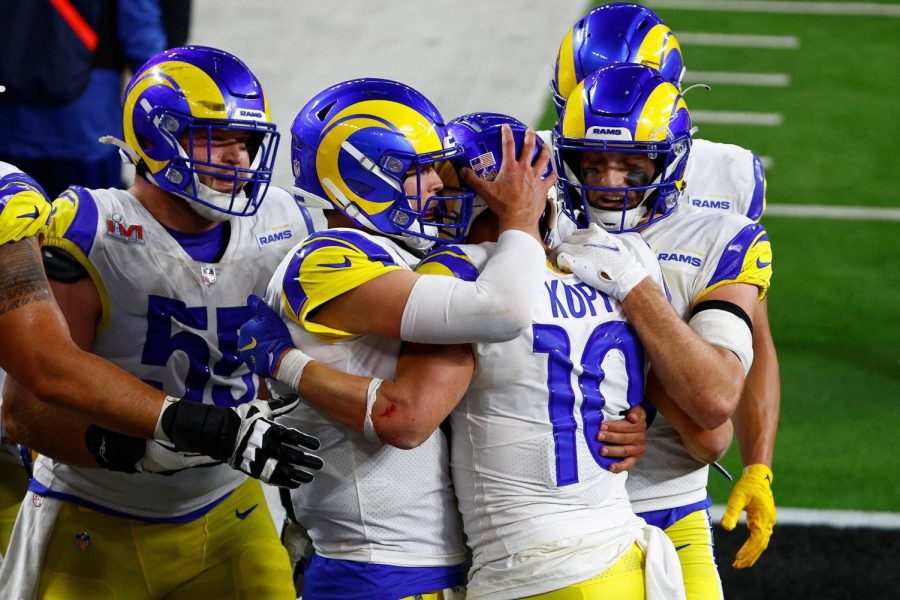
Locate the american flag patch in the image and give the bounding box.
[469,151,496,172]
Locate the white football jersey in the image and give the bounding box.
[627,203,772,513]
[682,139,767,221]
[267,228,466,568]
[417,234,663,598]
[32,186,312,520]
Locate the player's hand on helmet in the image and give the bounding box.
[721,463,776,568]
[597,404,648,473]
[552,223,649,301]
[239,295,294,379]
[154,398,323,488]
[460,124,556,239]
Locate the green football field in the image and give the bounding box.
[541,1,900,512]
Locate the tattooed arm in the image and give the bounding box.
[0,238,164,439]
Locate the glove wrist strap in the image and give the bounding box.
[161,400,238,462]
[85,425,144,473]
[617,268,648,300]
[744,463,774,486]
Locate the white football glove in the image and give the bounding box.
[552,224,649,301]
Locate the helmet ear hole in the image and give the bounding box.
[345,178,374,196]
[316,101,337,122]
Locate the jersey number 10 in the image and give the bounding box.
[533,321,644,486]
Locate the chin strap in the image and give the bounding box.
[188,182,244,222]
[99,135,140,165]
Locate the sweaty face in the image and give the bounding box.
[579,151,657,210]
[181,128,252,194]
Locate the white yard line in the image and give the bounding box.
[684,70,790,87]
[765,204,900,221]
[677,32,800,49]
[691,110,784,126]
[759,156,774,169]
[710,505,900,529]
[647,0,900,17]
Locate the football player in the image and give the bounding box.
[0,161,318,569]
[551,2,779,576]
[554,63,773,598]
[0,47,322,598]
[236,77,556,599]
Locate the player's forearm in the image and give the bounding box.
[2,376,98,467]
[296,361,371,432]
[294,343,473,449]
[623,279,742,428]
[733,307,780,467]
[1,302,163,439]
[646,372,733,463]
[44,349,164,439]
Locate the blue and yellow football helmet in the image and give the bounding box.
[554,63,692,233]
[444,112,550,237]
[290,78,472,248]
[552,2,684,114]
[119,46,279,220]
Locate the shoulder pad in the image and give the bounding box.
[416,245,480,281]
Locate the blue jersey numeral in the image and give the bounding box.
[141,295,254,406]
[533,321,644,486]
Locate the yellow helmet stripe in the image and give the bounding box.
[325,99,442,154]
[123,61,227,172]
[556,29,577,100]
[561,80,587,137]
[636,83,687,141]
[635,24,680,72]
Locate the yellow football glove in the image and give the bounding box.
[720,463,775,569]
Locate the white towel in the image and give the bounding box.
[634,523,687,600]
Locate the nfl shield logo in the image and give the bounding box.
[74,532,91,551]
[32,493,43,508]
[201,265,217,287]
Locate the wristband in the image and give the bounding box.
[363,378,384,442]
[277,348,314,391]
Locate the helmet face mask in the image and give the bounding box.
[552,2,684,115]
[291,78,473,248]
[122,46,279,220]
[555,64,692,233]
